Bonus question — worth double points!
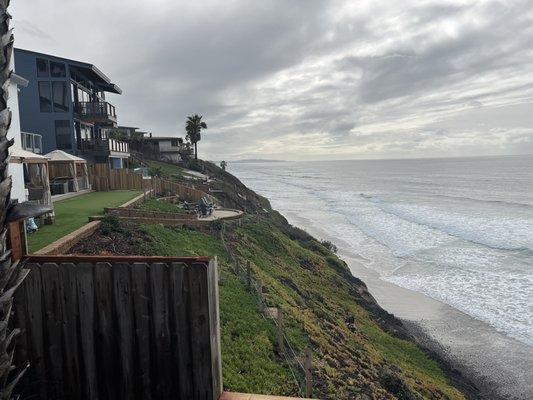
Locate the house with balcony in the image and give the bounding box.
[14,48,130,169]
[143,135,192,163]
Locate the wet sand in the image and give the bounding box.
[285,211,533,400]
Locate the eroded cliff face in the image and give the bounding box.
[198,160,477,399]
[72,159,476,398]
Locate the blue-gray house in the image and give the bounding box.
[14,48,130,168]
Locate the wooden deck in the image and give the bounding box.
[220,392,318,400]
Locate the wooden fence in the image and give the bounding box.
[13,255,222,400]
[88,164,216,204]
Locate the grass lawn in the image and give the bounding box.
[27,190,141,253]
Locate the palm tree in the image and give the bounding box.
[185,114,207,160]
[0,3,51,397]
[0,1,29,397]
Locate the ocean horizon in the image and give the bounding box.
[230,154,533,348]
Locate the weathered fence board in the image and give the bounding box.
[170,262,194,398]
[131,263,152,400]
[13,256,221,400]
[77,262,99,399]
[59,263,82,399]
[94,262,118,399]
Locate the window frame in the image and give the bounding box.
[50,61,66,78]
[38,81,53,113]
[36,58,49,77]
[52,81,69,112]
[54,120,72,150]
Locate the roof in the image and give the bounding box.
[144,136,183,141]
[10,147,49,162]
[117,125,140,130]
[44,150,87,163]
[14,48,122,94]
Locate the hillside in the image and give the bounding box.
[73,160,478,399]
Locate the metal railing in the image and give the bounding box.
[21,131,43,154]
[79,138,129,154]
[74,101,117,120]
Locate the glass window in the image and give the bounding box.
[38,81,52,112]
[50,61,66,77]
[52,81,69,112]
[81,124,92,140]
[36,58,49,77]
[55,120,72,150]
[77,87,89,103]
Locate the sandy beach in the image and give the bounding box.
[285,211,533,400]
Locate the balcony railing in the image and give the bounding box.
[74,101,117,124]
[79,138,129,154]
[21,131,43,154]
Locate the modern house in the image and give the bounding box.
[14,48,130,169]
[143,135,189,163]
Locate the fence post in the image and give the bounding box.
[304,347,313,397]
[277,308,284,355]
[246,260,251,290]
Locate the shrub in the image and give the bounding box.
[321,240,338,254]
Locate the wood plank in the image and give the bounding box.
[131,263,152,400]
[150,262,172,398]
[24,263,47,399]
[59,263,81,399]
[169,262,193,398]
[207,259,223,398]
[94,262,118,399]
[188,262,213,399]
[13,262,29,370]
[113,262,135,399]
[41,262,64,399]
[76,262,99,399]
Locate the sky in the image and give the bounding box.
[11,0,533,161]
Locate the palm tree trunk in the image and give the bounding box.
[195,142,198,160]
[0,1,29,397]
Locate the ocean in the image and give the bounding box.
[229,155,533,347]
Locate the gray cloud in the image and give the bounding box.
[11,0,533,160]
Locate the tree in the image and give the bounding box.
[220,161,227,171]
[0,2,29,397]
[185,114,207,160]
[0,4,52,397]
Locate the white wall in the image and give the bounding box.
[7,55,27,203]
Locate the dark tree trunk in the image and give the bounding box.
[0,1,29,397]
[194,142,198,160]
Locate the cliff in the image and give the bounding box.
[73,159,478,399]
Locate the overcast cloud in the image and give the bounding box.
[12,0,533,160]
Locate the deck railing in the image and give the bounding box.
[79,138,129,154]
[74,101,117,120]
[13,255,222,400]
